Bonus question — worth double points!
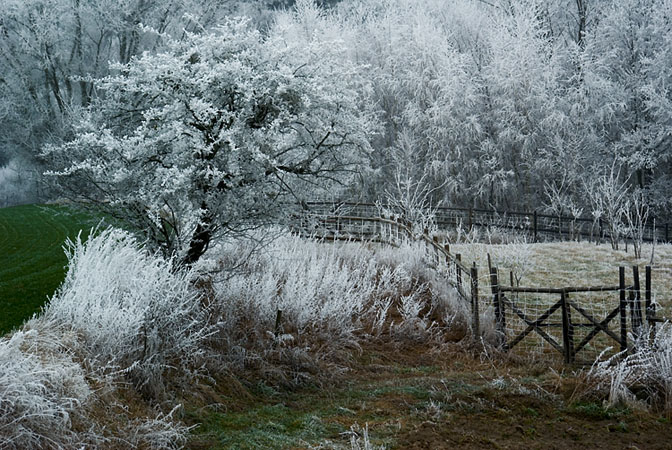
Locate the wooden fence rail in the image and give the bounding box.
[293,209,669,364]
[304,201,671,244]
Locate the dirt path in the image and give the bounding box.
[185,342,672,449]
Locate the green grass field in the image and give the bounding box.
[0,204,102,335]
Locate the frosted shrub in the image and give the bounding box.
[0,324,190,448]
[589,324,672,412]
[0,328,95,449]
[373,240,428,281]
[206,235,466,382]
[123,405,191,449]
[212,237,380,367]
[41,228,212,396]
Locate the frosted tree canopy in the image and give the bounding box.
[43,17,377,264]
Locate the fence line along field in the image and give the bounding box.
[0,204,99,335]
[299,209,672,366]
[449,241,672,319]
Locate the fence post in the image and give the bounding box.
[490,267,505,348]
[666,223,669,243]
[274,309,283,343]
[468,208,473,231]
[631,266,643,341]
[560,290,574,364]
[619,267,628,353]
[533,211,538,243]
[456,254,462,294]
[645,265,655,342]
[395,217,401,243]
[471,264,480,338]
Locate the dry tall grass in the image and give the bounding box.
[1,229,470,447]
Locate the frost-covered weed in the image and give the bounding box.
[0,322,190,449]
[588,324,672,412]
[123,405,191,449]
[206,235,464,381]
[210,237,383,379]
[215,237,375,337]
[40,228,212,396]
[346,423,384,450]
[374,240,428,281]
[0,328,94,449]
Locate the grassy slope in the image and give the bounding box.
[0,204,100,335]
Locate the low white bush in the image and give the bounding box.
[210,237,384,373]
[1,228,207,448]
[40,228,212,396]
[204,235,466,382]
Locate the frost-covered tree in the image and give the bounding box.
[0,0,300,205]
[43,18,376,265]
[322,0,571,210]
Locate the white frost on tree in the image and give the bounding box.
[43,17,377,264]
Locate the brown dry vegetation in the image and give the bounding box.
[183,339,672,449]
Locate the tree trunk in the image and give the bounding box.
[182,212,213,266]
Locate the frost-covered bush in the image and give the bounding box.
[0,228,206,447]
[40,228,212,397]
[203,235,465,383]
[123,405,192,449]
[0,328,94,449]
[210,237,384,378]
[588,324,672,412]
[373,240,428,280]
[0,324,191,448]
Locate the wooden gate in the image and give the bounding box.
[491,266,650,363]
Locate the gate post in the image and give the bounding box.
[471,264,480,338]
[490,267,505,348]
[619,267,628,353]
[560,290,574,364]
[645,265,656,342]
[631,266,643,343]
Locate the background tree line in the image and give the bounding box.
[2,0,672,227]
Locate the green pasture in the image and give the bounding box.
[0,204,102,335]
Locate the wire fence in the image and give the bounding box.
[293,207,671,364]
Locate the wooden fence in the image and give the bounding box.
[490,266,656,364]
[294,208,669,364]
[304,201,671,244]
